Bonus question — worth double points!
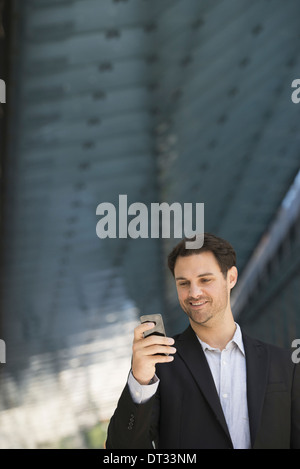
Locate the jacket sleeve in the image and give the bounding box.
[291,362,300,449]
[105,383,159,449]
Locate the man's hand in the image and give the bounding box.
[131,322,176,385]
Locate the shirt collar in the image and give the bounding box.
[197,322,245,356]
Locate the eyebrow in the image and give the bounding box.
[175,273,215,281]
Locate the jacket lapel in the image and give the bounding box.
[176,326,233,446]
[242,333,270,447]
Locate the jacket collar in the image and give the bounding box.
[175,326,233,447]
[175,326,269,448]
[242,332,269,447]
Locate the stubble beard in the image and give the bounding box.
[182,300,214,326]
[180,287,229,328]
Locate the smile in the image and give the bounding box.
[189,301,208,306]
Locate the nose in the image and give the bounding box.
[189,283,204,298]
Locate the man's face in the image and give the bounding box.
[174,251,237,328]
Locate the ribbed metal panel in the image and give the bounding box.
[1,0,300,448]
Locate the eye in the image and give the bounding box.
[179,282,188,286]
[201,278,211,283]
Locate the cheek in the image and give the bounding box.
[176,289,186,303]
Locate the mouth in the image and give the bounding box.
[189,300,209,308]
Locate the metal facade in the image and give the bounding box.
[1,0,300,448]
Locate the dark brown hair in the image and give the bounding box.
[167,233,236,277]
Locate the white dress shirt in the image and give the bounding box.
[128,323,251,449]
[197,324,251,449]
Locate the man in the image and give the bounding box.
[106,233,300,449]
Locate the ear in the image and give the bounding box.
[227,266,238,290]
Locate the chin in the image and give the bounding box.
[191,314,213,326]
[183,308,212,326]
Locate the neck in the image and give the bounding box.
[190,313,236,350]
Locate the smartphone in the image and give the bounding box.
[140,313,168,356]
[140,313,166,338]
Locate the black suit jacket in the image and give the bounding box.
[106,326,300,449]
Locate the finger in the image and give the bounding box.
[133,322,155,341]
[133,335,175,355]
[149,354,175,365]
[142,345,177,357]
[143,335,175,347]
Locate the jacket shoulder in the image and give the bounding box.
[242,332,294,365]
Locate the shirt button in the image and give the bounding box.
[222,393,228,398]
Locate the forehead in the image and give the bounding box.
[174,251,221,277]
